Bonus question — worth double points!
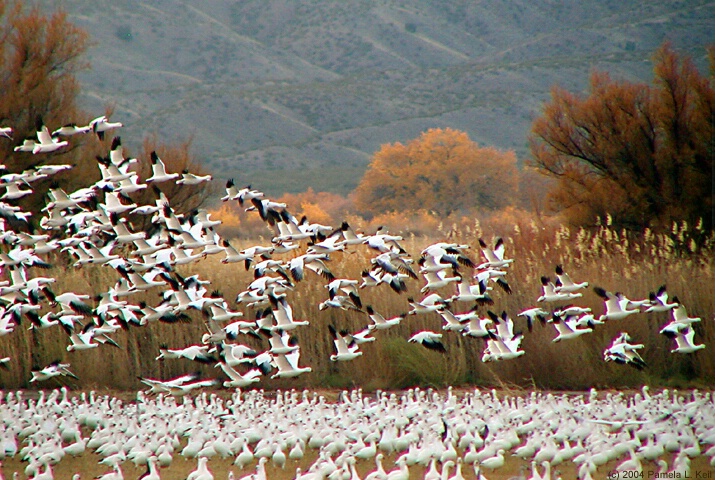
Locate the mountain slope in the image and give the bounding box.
[37,0,714,195]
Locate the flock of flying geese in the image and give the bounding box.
[0,117,711,479]
[0,115,709,391]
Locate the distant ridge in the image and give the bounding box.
[36,0,713,196]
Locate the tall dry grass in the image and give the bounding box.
[0,215,712,392]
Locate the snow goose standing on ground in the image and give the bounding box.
[187,456,213,480]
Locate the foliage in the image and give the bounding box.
[529,42,714,230]
[0,1,102,223]
[354,128,519,217]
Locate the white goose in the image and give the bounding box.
[90,115,123,140]
[549,315,593,342]
[329,325,363,361]
[146,151,179,183]
[594,287,640,321]
[661,324,706,353]
[270,350,312,379]
[31,119,68,154]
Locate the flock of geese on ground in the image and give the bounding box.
[0,117,711,478]
[0,386,714,479]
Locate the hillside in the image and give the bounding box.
[37,0,714,196]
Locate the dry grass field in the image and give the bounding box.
[0,217,713,392]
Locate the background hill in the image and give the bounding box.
[37,0,714,196]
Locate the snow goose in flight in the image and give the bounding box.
[644,285,678,313]
[482,331,525,362]
[331,221,367,247]
[235,184,265,205]
[262,328,300,355]
[436,305,473,332]
[0,126,12,139]
[449,277,493,304]
[318,294,362,312]
[100,190,137,215]
[593,287,639,321]
[30,118,68,154]
[537,276,583,302]
[372,251,418,279]
[421,242,475,269]
[217,362,262,388]
[0,179,33,201]
[669,297,701,325]
[660,324,705,354]
[63,322,101,352]
[350,326,377,344]
[407,293,445,315]
[554,264,589,293]
[176,169,212,185]
[365,305,405,330]
[268,293,309,330]
[30,361,78,382]
[89,115,123,140]
[486,311,520,345]
[213,342,259,367]
[477,237,514,269]
[421,269,461,293]
[408,331,446,352]
[474,268,511,295]
[548,314,593,342]
[146,151,179,183]
[329,325,363,361]
[603,332,646,369]
[13,136,35,152]
[460,314,493,338]
[306,230,345,255]
[0,308,15,336]
[51,123,91,137]
[270,349,312,379]
[365,230,406,253]
[326,278,362,309]
[156,344,215,363]
[517,307,548,332]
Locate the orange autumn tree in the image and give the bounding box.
[354,128,519,217]
[529,42,714,230]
